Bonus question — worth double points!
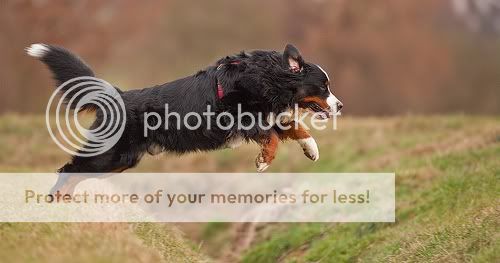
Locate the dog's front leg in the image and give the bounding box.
[255,130,279,172]
[277,121,319,161]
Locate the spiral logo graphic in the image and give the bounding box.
[46,76,126,157]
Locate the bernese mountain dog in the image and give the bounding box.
[27,43,343,176]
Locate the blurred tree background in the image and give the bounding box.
[1,0,499,115]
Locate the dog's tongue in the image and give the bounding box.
[316,112,329,120]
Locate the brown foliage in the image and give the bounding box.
[1,0,499,115]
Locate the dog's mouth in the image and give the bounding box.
[302,102,330,120]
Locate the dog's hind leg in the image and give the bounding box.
[255,130,279,172]
[52,147,143,195]
[276,121,319,161]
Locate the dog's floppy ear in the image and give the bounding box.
[283,44,304,73]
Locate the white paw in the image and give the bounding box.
[298,137,319,161]
[255,154,270,172]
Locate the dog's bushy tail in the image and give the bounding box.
[26,43,114,111]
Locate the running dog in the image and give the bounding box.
[27,43,343,176]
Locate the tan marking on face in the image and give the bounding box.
[301,96,329,110]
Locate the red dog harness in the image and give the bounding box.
[216,83,224,100]
[216,61,240,99]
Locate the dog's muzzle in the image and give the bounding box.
[326,93,343,117]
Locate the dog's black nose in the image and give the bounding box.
[337,101,343,111]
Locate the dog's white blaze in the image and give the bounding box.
[327,93,340,113]
[26,43,49,58]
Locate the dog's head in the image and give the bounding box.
[283,44,343,119]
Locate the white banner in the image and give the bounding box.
[0,173,395,222]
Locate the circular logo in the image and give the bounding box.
[46,76,126,157]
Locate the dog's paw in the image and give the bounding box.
[298,137,319,161]
[255,153,270,172]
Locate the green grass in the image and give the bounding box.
[242,224,327,263]
[0,223,164,263]
[238,116,499,262]
[134,223,206,262]
[202,222,230,240]
[0,114,498,262]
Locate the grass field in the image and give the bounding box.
[0,114,498,262]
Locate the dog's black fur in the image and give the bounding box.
[30,44,336,173]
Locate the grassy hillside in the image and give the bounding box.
[0,114,498,262]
